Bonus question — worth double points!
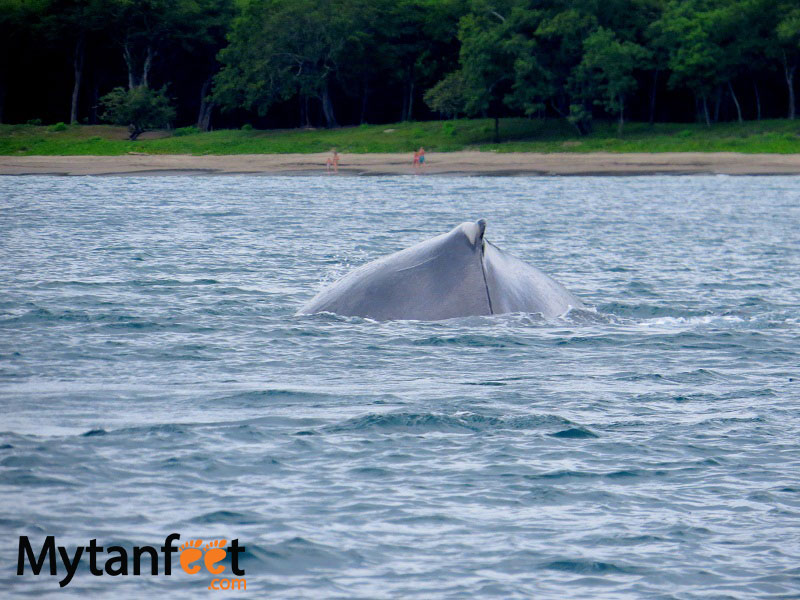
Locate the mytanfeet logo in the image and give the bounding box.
[17,534,246,590]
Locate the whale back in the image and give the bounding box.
[298,220,583,321]
[298,222,490,321]
[483,241,584,318]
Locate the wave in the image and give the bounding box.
[543,559,641,575]
[326,411,576,434]
[549,427,599,439]
[211,389,337,405]
[189,510,262,525]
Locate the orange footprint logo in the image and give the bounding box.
[179,539,204,574]
[203,539,228,575]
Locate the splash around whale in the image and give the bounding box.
[297,219,584,321]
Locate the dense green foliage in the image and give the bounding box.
[3,119,800,155]
[99,86,175,139]
[1,0,799,134]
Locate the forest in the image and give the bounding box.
[1,0,799,136]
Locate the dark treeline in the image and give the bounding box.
[1,0,799,134]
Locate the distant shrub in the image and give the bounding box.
[442,122,456,137]
[241,123,254,131]
[567,105,592,136]
[676,129,693,138]
[48,122,68,132]
[26,118,42,126]
[359,123,369,129]
[86,136,103,142]
[412,127,425,137]
[174,125,200,137]
[99,86,175,140]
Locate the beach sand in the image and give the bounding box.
[3,151,800,176]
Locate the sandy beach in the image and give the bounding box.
[2,151,800,176]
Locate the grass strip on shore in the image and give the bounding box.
[2,118,800,156]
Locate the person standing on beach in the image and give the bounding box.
[327,148,340,174]
[418,147,426,172]
[413,149,420,173]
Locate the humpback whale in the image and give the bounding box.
[297,219,583,321]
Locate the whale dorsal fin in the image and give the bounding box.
[462,219,487,246]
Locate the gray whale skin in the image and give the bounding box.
[297,219,583,321]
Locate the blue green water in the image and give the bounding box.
[1,175,799,598]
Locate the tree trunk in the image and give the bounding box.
[142,46,154,89]
[784,56,796,120]
[197,103,213,132]
[89,79,99,124]
[197,75,214,131]
[713,86,722,123]
[494,116,500,143]
[649,69,659,125]
[401,65,414,121]
[753,80,761,121]
[123,41,137,89]
[320,82,338,128]
[618,94,624,135]
[70,36,86,124]
[702,95,711,126]
[728,82,742,123]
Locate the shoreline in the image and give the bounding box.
[3,151,800,176]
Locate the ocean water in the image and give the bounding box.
[1,174,799,599]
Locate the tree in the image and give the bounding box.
[381,0,428,122]
[172,0,235,131]
[424,70,468,118]
[214,0,353,128]
[110,0,173,90]
[777,2,800,119]
[654,0,775,126]
[502,5,555,119]
[108,0,223,93]
[39,0,115,124]
[99,85,175,140]
[576,27,649,133]
[533,5,598,131]
[652,0,724,125]
[732,0,782,121]
[704,0,773,124]
[453,5,517,141]
[330,0,384,125]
